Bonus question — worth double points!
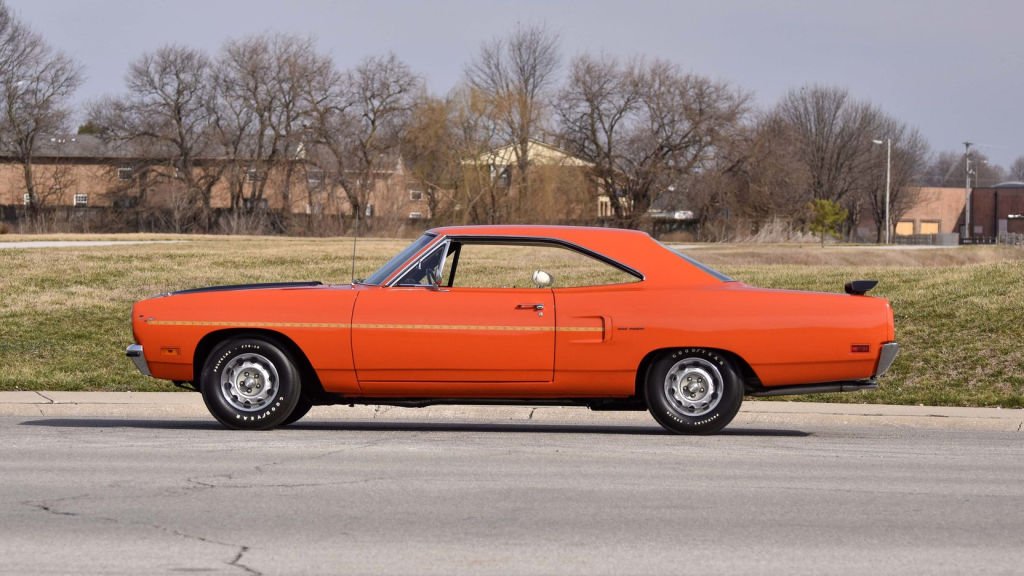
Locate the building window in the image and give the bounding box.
[117,167,133,181]
[246,169,262,183]
[242,197,268,211]
[74,194,88,207]
[895,221,914,236]
[23,193,32,206]
[307,169,324,186]
[409,211,423,220]
[919,221,940,235]
[409,190,423,201]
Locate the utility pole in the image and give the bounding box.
[964,141,972,240]
[872,138,892,243]
[884,139,891,244]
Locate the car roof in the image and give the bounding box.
[425,225,719,286]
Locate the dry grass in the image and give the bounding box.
[1,234,1022,407]
[676,243,1024,267]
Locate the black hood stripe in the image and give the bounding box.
[170,281,323,296]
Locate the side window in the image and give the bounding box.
[394,242,448,286]
[449,242,639,288]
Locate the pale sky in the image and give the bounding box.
[8,0,1024,167]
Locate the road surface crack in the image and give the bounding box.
[30,502,78,517]
[228,546,262,575]
[26,495,259,574]
[34,391,54,404]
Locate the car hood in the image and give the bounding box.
[168,281,325,296]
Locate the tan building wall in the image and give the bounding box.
[0,157,427,223]
[895,187,965,235]
[2,150,594,232]
[0,162,117,208]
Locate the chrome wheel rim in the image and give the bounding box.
[663,357,722,417]
[219,353,280,412]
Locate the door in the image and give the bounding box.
[351,287,555,385]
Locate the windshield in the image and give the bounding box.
[362,233,436,286]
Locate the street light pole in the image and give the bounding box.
[872,138,892,244]
[964,141,972,240]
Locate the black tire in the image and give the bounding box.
[200,337,302,430]
[281,396,313,426]
[645,348,743,435]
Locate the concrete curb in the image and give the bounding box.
[1,392,1021,431]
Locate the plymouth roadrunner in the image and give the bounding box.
[126,225,898,434]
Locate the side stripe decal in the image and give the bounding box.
[146,319,603,333]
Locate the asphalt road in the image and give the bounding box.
[2,413,1022,575]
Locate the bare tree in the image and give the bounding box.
[774,85,885,211]
[1009,156,1024,182]
[685,112,811,240]
[402,92,459,223]
[89,45,221,232]
[919,150,965,187]
[446,83,509,224]
[970,152,1006,187]
[304,52,419,231]
[214,33,319,233]
[863,121,929,242]
[465,23,559,218]
[0,0,83,225]
[557,54,748,229]
[921,149,1005,187]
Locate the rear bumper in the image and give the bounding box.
[125,344,151,377]
[874,342,899,378]
[749,341,899,398]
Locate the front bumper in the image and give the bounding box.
[125,344,151,377]
[874,342,899,378]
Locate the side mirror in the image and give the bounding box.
[532,269,553,288]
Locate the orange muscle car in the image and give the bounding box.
[126,226,898,433]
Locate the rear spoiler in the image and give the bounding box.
[844,280,878,296]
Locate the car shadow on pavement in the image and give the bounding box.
[19,418,811,436]
[20,418,223,430]
[291,421,811,436]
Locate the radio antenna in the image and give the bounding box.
[350,205,360,282]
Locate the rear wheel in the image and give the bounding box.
[200,337,301,430]
[645,348,743,435]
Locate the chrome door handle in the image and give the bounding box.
[516,303,545,311]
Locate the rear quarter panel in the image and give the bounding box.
[641,282,892,387]
[554,281,892,394]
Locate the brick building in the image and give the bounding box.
[1,135,431,232]
[966,182,1024,238]
[894,187,966,236]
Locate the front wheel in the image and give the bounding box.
[281,396,313,426]
[200,337,302,430]
[645,348,743,435]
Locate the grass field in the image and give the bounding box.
[1,234,1022,407]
